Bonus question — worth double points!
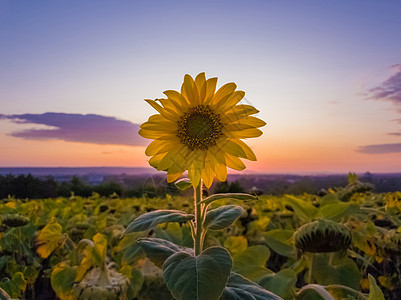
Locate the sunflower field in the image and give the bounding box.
[0,174,400,300]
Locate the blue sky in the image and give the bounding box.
[1,1,401,172]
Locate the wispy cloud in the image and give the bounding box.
[359,65,401,154]
[358,143,401,154]
[0,112,147,146]
[368,64,401,107]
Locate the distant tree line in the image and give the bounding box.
[1,173,401,200]
[0,174,175,199]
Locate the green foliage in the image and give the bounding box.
[221,273,283,300]
[368,274,385,300]
[124,210,194,233]
[138,238,192,268]
[163,247,232,300]
[1,183,400,299]
[204,205,245,230]
[174,178,193,191]
[201,192,257,205]
[258,269,297,299]
[232,245,272,282]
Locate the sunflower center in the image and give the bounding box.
[177,105,223,150]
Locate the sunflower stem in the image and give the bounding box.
[194,180,203,256]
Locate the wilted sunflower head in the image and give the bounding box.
[294,219,352,253]
[375,229,401,257]
[139,73,266,188]
[1,214,30,227]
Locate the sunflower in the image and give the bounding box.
[139,72,266,188]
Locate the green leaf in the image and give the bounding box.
[320,193,339,206]
[124,210,194,233]
[120,265,144,298]
[233,245,272,282]
[0,272,28,299]
[284,195,319,222]
[175,178,193,191]
[115,233,144,265]
[258,269,297,299]
[204,205,245,230]
[23,266,40,286]
[264,229,296,258]
[11,272,27,294]
[201,193,257,206]
[163,246,232,300]
[139,237,192,268]
[368,274,385,300]
[224,236,248,256]
[36,218,67,259]
[318,203,360,222]
[92,233,107,263]
[50,262,76,295]
[313,255,360,290]
[220,272,283,300]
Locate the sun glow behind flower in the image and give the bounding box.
[1,1,401,172]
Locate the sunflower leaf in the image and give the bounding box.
[124,210,194,233]
[174,178,192,191]
[204,205,245,230]
[233,245,272,282]
[220,272,283,300]
[138,238,193,268]
[284,195,319,222]
[200,193,257,206]
[258,269,297,299]
[50,262,76,296]
[368,274,385,300]
[163,246,232,300]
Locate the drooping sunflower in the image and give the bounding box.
[139,72,266,188]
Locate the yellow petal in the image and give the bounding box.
[138,129,174,139]
[225,117,266,131]
[211,148,227,182]
[225,153,246,171]
[181,74,199,105]
[167,171,184,183]
[140,122,177,133]
[158,98,180,114]
[163,90,189,109]
[216,139,247,158]
[149,153,167,169]
[225,123,255,131]
[167,163,185,182]
[217,90,245,113]
[202,151,215,188]
[145,99,176,121]
[204,77,218,104]
[231,139,257,161]
[202,165,214,189]
[146,114,170,123]
[195,73,207,102]
[212,82,237,106]
[222,105,259,123]
[232,116,266,128]
[188,152,204,187]
[158,145,186,171]
[145,139,177,156]
[224,128,263,138]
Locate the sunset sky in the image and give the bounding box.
[1,1,401,173]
